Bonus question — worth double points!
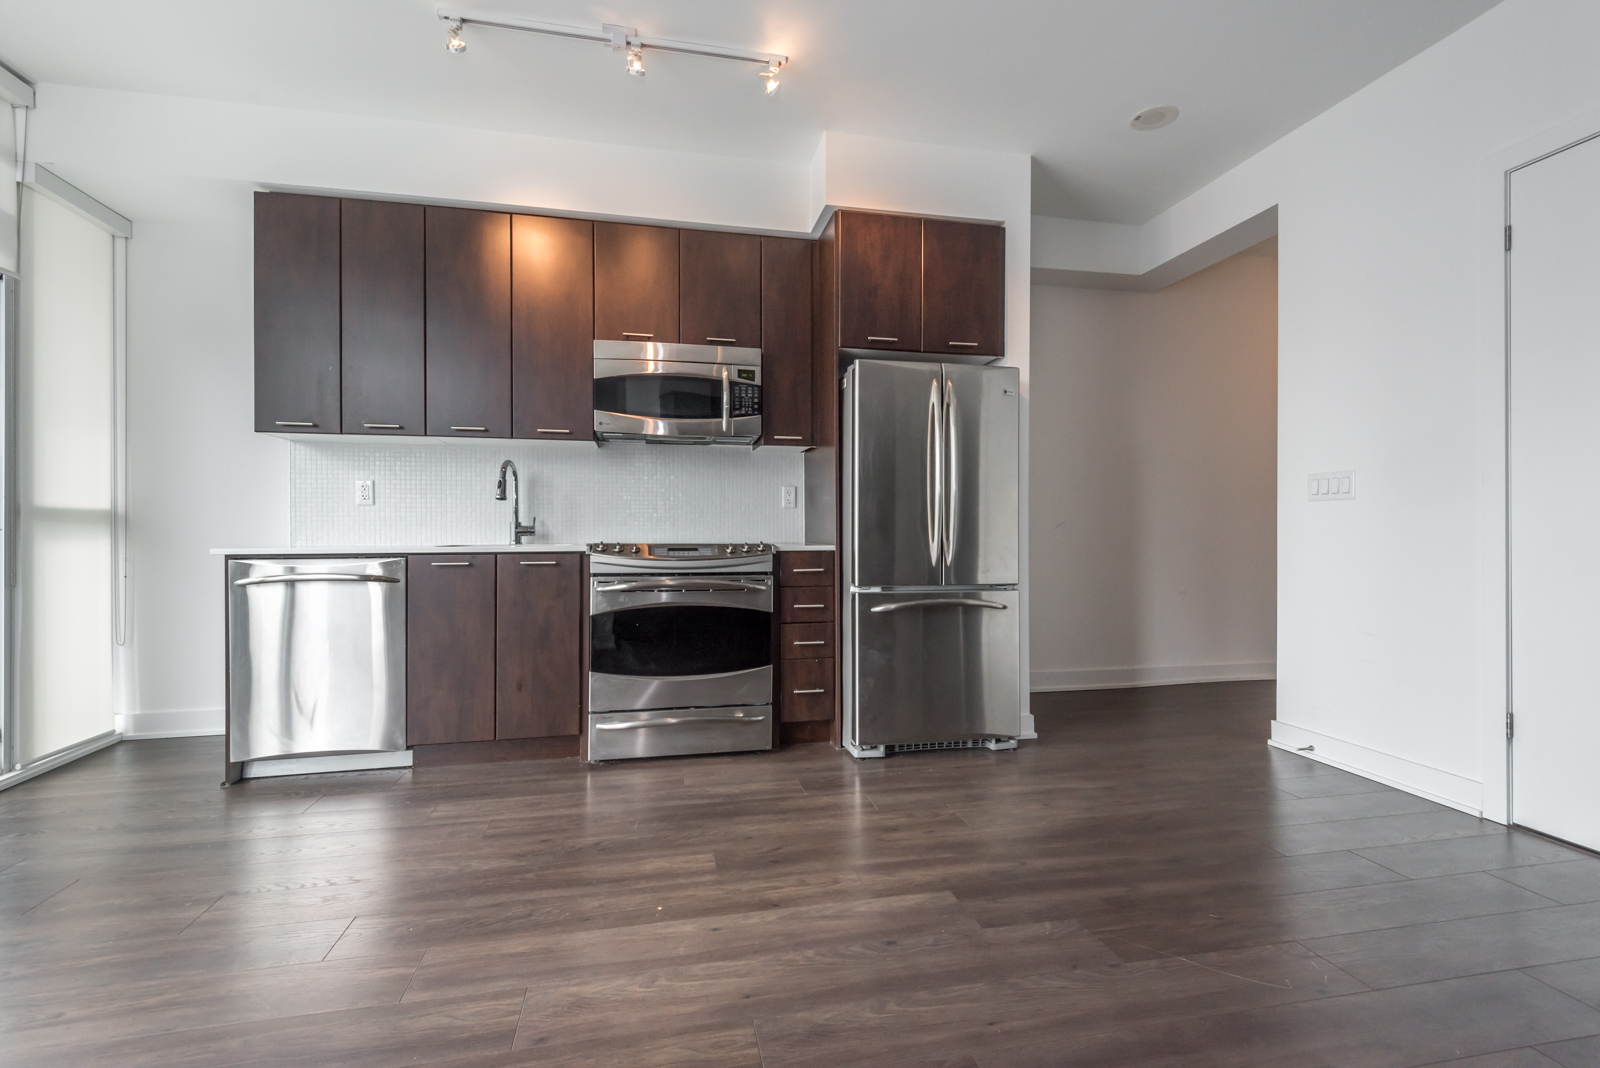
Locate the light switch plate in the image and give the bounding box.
[1308,470,1354,501]
[780,485,797,509]
[356,480,375,506]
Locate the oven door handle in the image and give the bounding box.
[594,580,768,593]
[594,712,768,730]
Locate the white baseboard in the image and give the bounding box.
[1268,720,1488,819]
[117,708,224,739]
[1031,662,1276,692]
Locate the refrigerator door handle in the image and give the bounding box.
[926,376,943,569]
[869,598,1008,613]
[944,376,958,568]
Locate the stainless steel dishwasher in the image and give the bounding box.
[226,557,409,780]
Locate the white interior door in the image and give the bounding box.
[1509,131,1600,850]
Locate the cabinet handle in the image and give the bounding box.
[866,336,898,343]
[791,689,825,694]
[362,423,401,429]
[622,332,654,339]
[275,421,315,427]
[793,604,825,609]
[535,428,571,434]
[430,561,471,567]
[450,426,488,432]
[519,560,557,566]
[772,435,803,441]
[791,568,825,572]
[947,341,979,348]
[792,640,826,645]
[707,337,736,343]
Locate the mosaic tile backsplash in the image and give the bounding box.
[288,439,807,547]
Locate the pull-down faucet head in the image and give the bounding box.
[495,460,513,501]
[496,460,537,544]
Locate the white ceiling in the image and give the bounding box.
[0,0,1502,223]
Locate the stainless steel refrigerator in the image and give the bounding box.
[841,359,1022,758]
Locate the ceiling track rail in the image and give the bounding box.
[436,9,787,70]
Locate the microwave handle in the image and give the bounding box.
[721,368,732,435]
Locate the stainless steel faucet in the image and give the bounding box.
[494,460,537,544]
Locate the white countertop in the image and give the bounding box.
[211,543,834,556]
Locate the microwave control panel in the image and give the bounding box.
[731,382,761,417]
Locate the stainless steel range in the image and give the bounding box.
[586,542,775,761]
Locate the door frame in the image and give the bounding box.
[1495,109,1600,827]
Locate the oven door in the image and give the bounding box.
[589,577,774,712]
[594,357,761,443]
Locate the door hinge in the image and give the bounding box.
[1506,710,1515,739]
[1505,224,1512,251]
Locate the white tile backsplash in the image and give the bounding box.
[288,439,806,547]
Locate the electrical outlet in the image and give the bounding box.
[356,480,375,506]
[780,485,797,509]
[1308,470,1354,501]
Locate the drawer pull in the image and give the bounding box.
[707,337,736,343]
[535,428,571,434]
[792,640,825,645]
[362,423,401,429]
[791,568,825,572]
[791,688,825,694]
[450,426,488,432]
[772,435,803,440]
[793,604,825,609]
[867,336,898,343]
[275,421,315,427]
[431,561,471,567]
[519,560,557,566]
[947,341,979,348]
[622,332,654,339]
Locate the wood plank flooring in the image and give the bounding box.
[3,681,1600,1066]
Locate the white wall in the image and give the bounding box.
[1121,0,1600,819]
[25,86,1031,738]
[1030,248,1277,691]
[0,106,17,273]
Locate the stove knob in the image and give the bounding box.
[629,545,641,554]
[725,545,734,553]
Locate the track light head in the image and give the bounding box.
[445,18,466,53]
[760,63,780,96]
[625,46,645,76]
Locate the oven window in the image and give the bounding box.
[592,605,771,677]
[595,375,723,420]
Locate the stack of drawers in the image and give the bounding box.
[776,550,836,742]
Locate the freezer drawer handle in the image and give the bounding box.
[234,573,400,587]
[869,598,1008,613]
[791,688,826,694]
[594,713,767,730]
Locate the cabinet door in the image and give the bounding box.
[425,207,511,437]
[761,237,813,446]
[512,215,594,440]
[924,219,1005,358]
[680,229,760,347]
[496,554,582,739]
[594,222,678,343]
[342,199,424,435]
[254,192,340,433]
[407,556,497,745]
[836,211,922,352]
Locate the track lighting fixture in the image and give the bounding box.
[444,18,466,53]
[437,11,788,95]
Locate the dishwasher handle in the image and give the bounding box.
[234,573,402,587]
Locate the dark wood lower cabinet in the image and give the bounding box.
[407,555,496,745]
[775,550,838,745]
[496,554,582,739]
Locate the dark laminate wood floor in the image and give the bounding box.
[4,681,1600,1067]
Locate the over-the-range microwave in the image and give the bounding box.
[593,340,761,445]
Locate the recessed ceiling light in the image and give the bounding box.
[1130,105,1179,131]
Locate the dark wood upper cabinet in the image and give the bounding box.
[407,555,496,746]
[495,554,582,739]
[342,199,424,435]
[425,206,511,437]
[924,219,1005,358]
[680,229,761,347]
[594,222,678,343]
[512,215,594,440]
[254,192,341,433]
[761,236,813,446]
[836,211,922,352]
